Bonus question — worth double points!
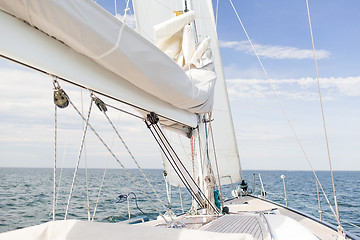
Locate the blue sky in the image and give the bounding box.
[0,0,359,171]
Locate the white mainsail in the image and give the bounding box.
[133,0,242,186]
[0,0,218,128]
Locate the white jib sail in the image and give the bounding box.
[192,0,242,185]
[134,0,242,186]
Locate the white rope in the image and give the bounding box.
[91,159,109,221]
[305,0,341,225]
[102,110,168,210]
[92,114,120,221]
[55,136,68,213]
[81,89,91,221]
[122,0,131,21]
[68,98,166,213]
[53,105,57,221]
[228,0,341,226]
[64,100,93,220]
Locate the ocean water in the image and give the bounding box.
[0,168,359,237]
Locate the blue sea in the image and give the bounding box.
[0,168,359,237]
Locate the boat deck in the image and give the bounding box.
[141,195,353,240]
[199,214,269,240]
[224,195,340,240]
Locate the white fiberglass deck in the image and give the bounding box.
[224,195,341,240]
[142,195,348,240]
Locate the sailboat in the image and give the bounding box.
[0,0,358,240]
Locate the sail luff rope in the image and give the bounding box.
[64,99,93,220]
[81,89,91,221]
[67,98,165,213]
[305,0,341,225]
[53,104,57,220]
[228,0,341,225]
[101,110,168,210]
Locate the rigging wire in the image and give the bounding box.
[147,122,203,208]
[153,121,219,213]
[227,0,342,227]
[305,0,341,226]
[1,52,191,128]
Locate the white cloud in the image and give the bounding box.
[220,40,331,60]
[226,76,360,100]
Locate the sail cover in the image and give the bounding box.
[134,0,242,186]
[0,0,215,114]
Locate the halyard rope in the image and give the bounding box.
[305,0,341,227]
[100,107,168,210]
[67,96,165,214]
[228,0,341,227]
[53,104,57,220]
[92,114,120,221]
[64,99,93,220]
[81,89,91,221]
